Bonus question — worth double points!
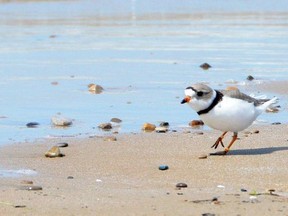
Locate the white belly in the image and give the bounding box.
[200,97,260,132]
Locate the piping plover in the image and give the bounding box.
[181,83,278,155]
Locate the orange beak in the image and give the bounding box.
[181,96,191,104]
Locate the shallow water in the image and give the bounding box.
[0,0,288,144]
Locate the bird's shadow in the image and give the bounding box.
[211,146,288,156]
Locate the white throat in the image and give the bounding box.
[188,90,216,112]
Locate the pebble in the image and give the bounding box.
[159,165,169,171]
[20,185,43,191]
[246,75,255,81]
[155,127,168,133]
[88,83,104,94]
[26,122,40,128]
[202,213,215,216]
[241,188,248,192]
[51,81,59,85]
[103,136,117,141]
[45,146,65,158]
[142,123,156,131]
[51,115,72,127]
[176,183,188,188]
[200,63,211,70]
[67,176,74,179]
[21,180,33,185]
[159,122,169,127]
[57,142,69,148]
[189,120,204,127]
[253,130,260,134]
[266,107,280,113]
[198,154,208,159]
[272,122,281,125]
[98,123,112,130]
[110,118,122,123]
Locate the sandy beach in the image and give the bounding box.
[0,124,287,215]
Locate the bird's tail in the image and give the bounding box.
[260,97,278,111]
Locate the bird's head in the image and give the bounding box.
[181,83,215,112]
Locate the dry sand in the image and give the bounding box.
[0,124,287,216]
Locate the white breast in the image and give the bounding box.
[200,96,261,132]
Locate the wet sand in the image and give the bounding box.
[0,124,287,215]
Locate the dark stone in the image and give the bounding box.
[20,185,43,191]
[110,118,122,123]
[202,214,215,216]
[67,176,74,179]
[272,122,281,125]
[241,188,248,192]
[246,75,255,81]
[159,165,169,171]
[57,142,69,148]
[200,63,212,70]
[26,122,39,128]
[98,123,112,130]
[159,122,169,127]
[176,183,188,188]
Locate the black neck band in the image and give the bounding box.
[197,90,223,115]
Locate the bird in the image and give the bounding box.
[181,83,278,155]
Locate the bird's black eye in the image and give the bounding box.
[197,91,204,97]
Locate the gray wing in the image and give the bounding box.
[219,89,269,106]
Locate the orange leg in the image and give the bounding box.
[223,133,238,154]
[211,131,227,149]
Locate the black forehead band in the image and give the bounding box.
[186,86,197,92]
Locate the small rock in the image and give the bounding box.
[51,81,59,85]
[21,180,33,185]
[246,75,255,81]
[202,213,215,216]
[176,183,188,188]
[51,115,72,127]
[159,165,169,171]
[20,185,43,191]
[14,205,26,208]
[57,142,69,148]
[241,188,248,192]
[67,176,74,179]
[200,63,211,70]
[189,120,204,127]
[88,84,103,94]
[266,107,280,113]
[253,130,259,134]
[45,146,65,158]
[267,189,275,194]
[155,127,168,133]
[103,136,117,141]
[142,123,156,131]
[217,185,225,189]
[198,154,208,159]
[110,118,122,123]
[98,123,112,130]
[26,122,40,128]
[272,122,281,125]
[159,122,169,127]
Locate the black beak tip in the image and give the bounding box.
[181,99,186,104]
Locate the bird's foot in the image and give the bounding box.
[210,148,229,156]
[210,137,225,149]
